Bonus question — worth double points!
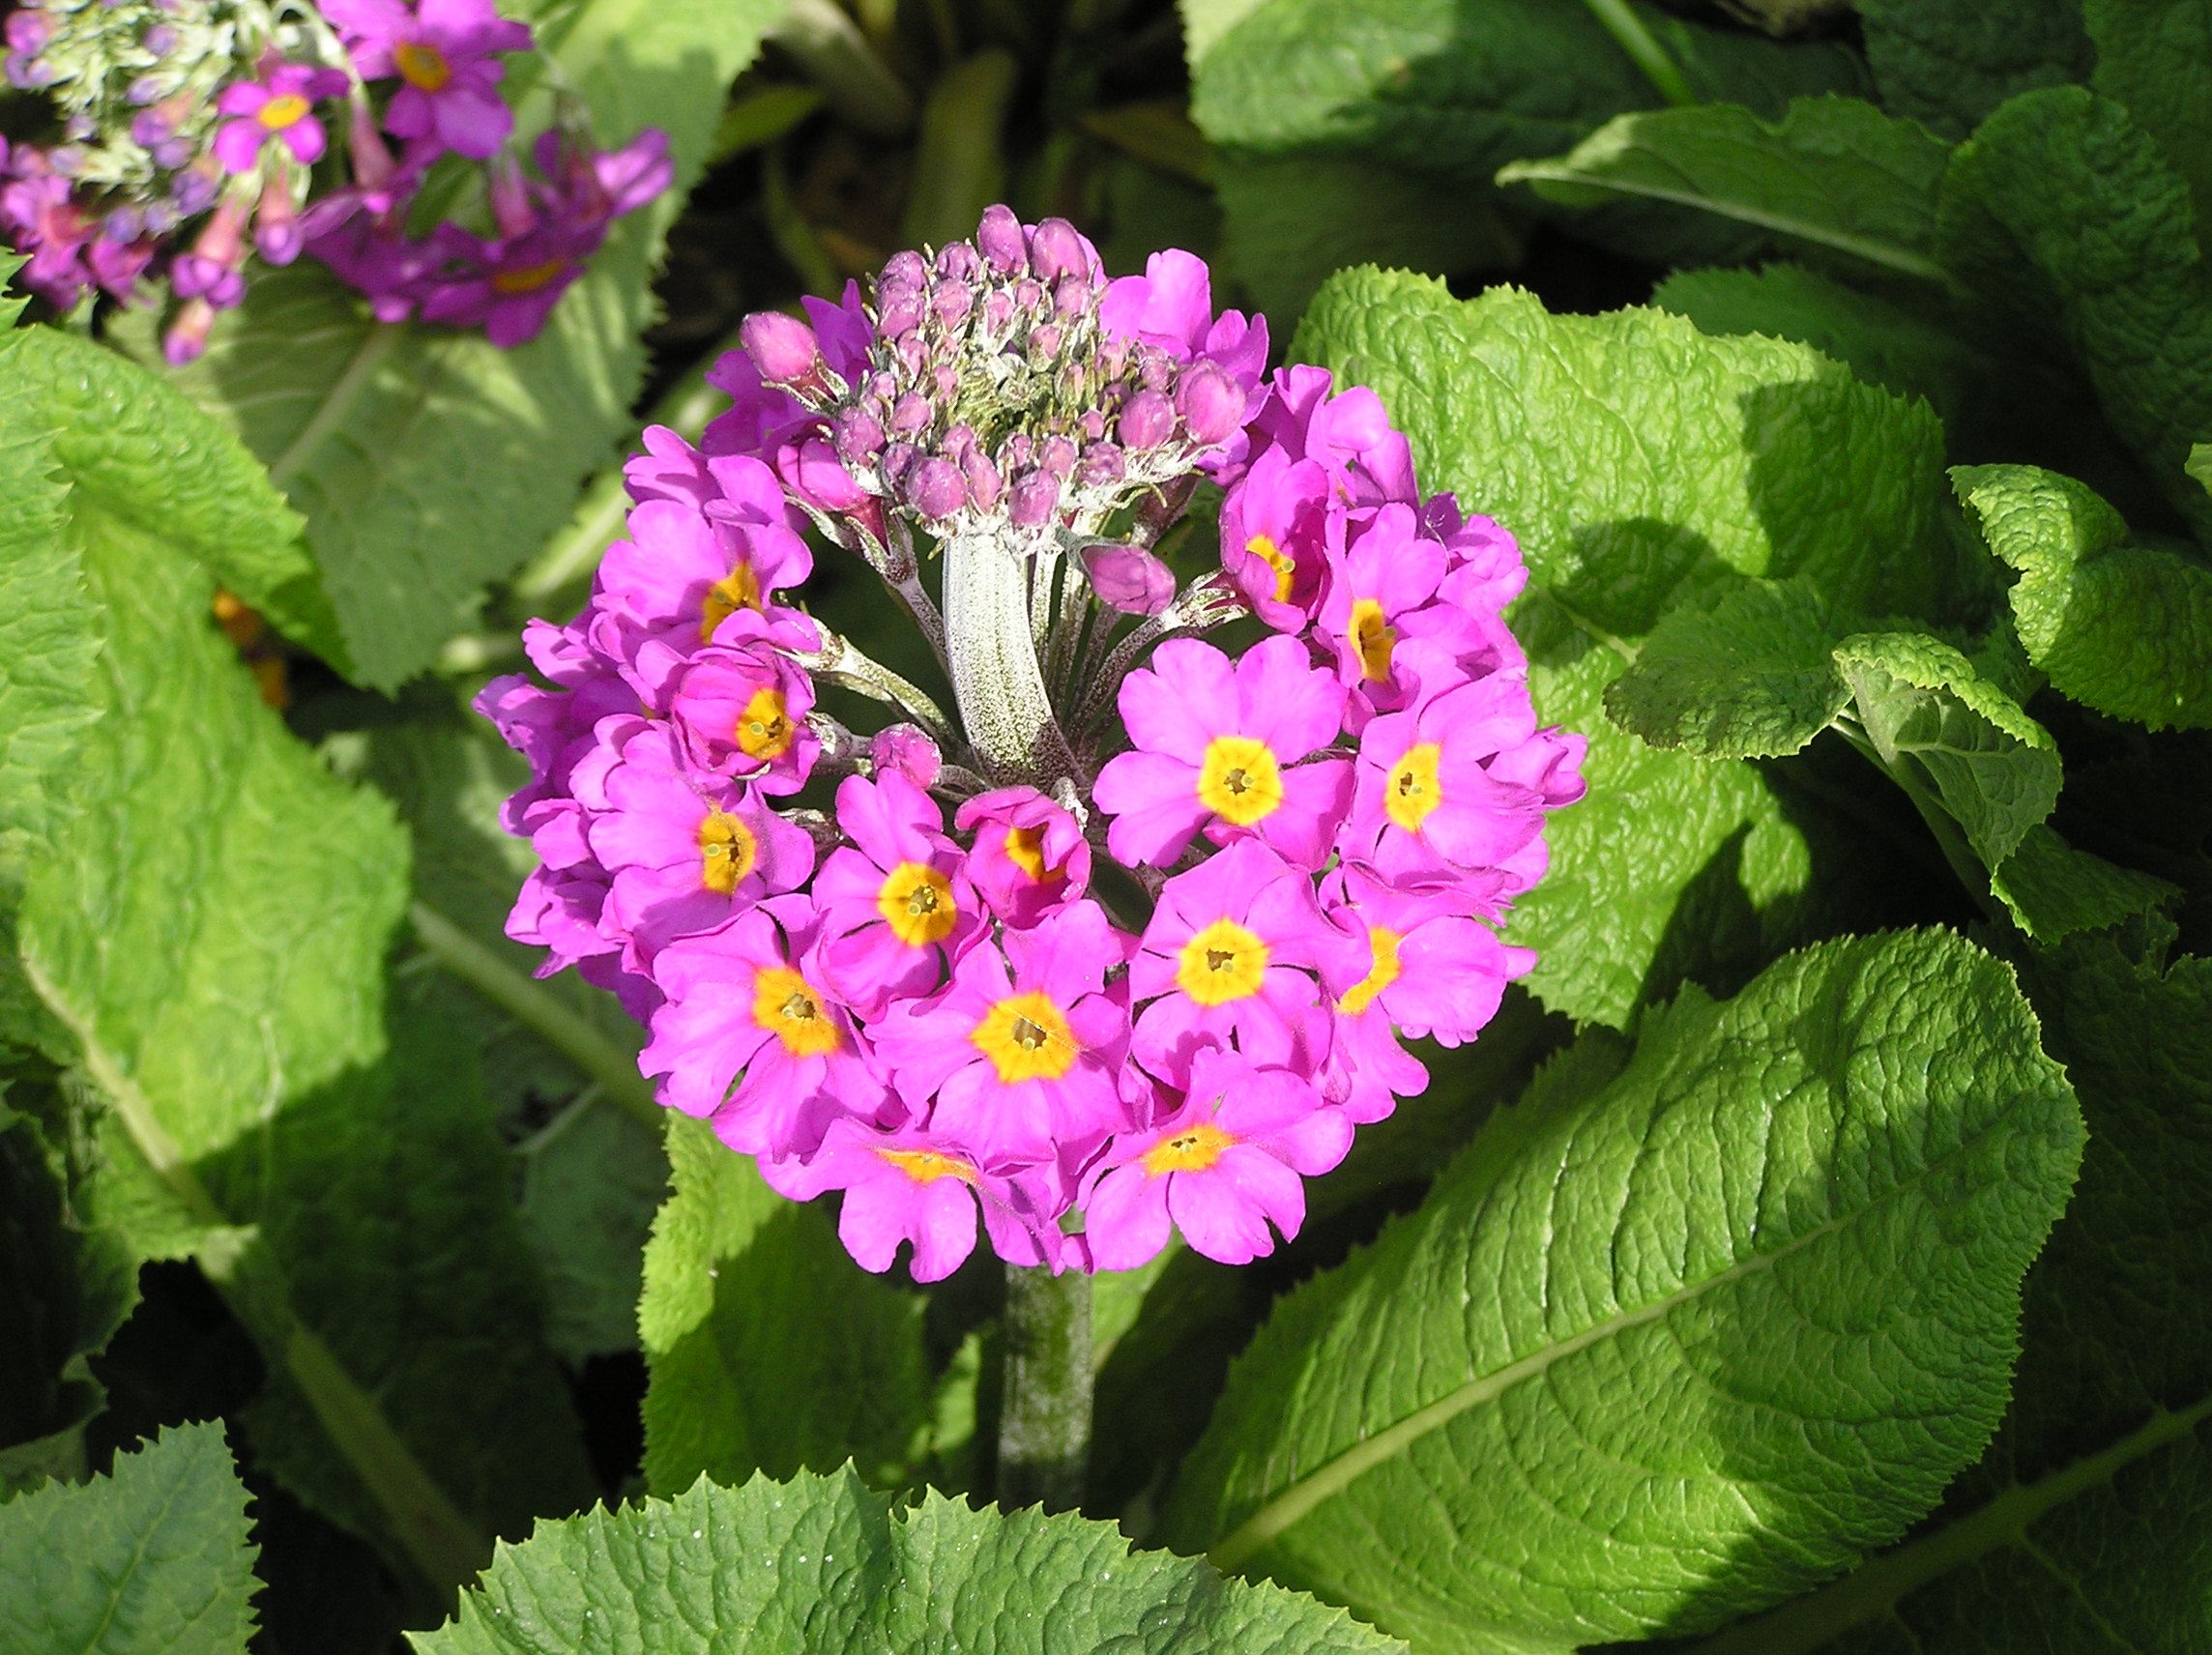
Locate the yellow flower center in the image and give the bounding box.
[696,810,757,895]
[1174,918,1270,1005]
[1196,734,1284,827]
[876,1147,975,1184]
[256,93,311,130]
[1349,597,1396,683]
[1246,534,1295,603]
[393,40,452,91]
[970,991,1079,1084]
[491,257,570,296]
[1003,824,1060,885]
[749,966,841,1057]
[1142,1122,1235,1176]
[1385,742,1443,832]
[875,862,958,945]
[1338,924,1404,1016]
[734,687,795,761]
[698,565,762,642]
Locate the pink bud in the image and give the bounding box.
[871,723,944,789]
[935,241,980,281]
[1118,388,1174,450]
[1081,543,1176,616]
[882,249,927,288]
[1175,361,1243,446]
[933,280,974,328]
[1028,217,1088,281]
[962,447,1003,510]
[834,407,886,461]
[1008,470,1060,528]
[162,298,216,365]
[1078,443,1124,485]
[1027,323,1062,361]
[905,456,967,520]
[741,309,821,386]
[976,203,1026,274]
[889,392,932,435]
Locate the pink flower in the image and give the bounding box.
[418,217,596,347]
[1082,1047,1351,1269]
[665,638,819,793]
[639,900,883,1157]
[214,63,348,175]
[328,0,531,160]
[811,772,980,1016]
[953,786,1091,928]
[1098,247,1268,397]
[1219,446,1333,630]
[574,718,815,963]
[1242,364,1417,506]
[760,1117,1064,1282]
[1316,502,1469,722]
[871,901,1133,1166]
[1127,839,1361,1086]
[1093,635,1352,871]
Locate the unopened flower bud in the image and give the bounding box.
[882,249,926,288]
[1027,323,1062,361]
[1013,276,1042,313]
[1008,469,1060,528]
[888,392,932,435]
[162,298,216,364]
[1042,436,1078,478]
[935,241,979,282]
[905,456,967,520]
[976,203,1026,273]
[1077,409,1107,443]
[879,442,919,489]
[834,407,886,462]
[1054,276,1090,317]
[1175,361,1243,446]
[1078,443,1125,486]
[1029,217,1087,281]
[962,447,1004,510]
[742,309,822,387]
[982,290,1015,334]
[876,283,923,334]
[870,723,943,789]
[1081,542,1177,616]
[1118,388,1175,450]
[932,280,974,328]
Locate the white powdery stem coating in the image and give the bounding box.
[942,529,1077,788]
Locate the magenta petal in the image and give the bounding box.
[1085,1163,1173,1271]
[213,120,266,173]
[433,79,512,159]
[1167,1154,1286,1264]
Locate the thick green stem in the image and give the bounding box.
[997,1262,1092,1512]
[1578,0,1697,108]
[941,530,1078,786]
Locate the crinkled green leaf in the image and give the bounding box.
[1856,0,2089,140]
[0,1096,137,1493]
[1604,578,1849,756]
[1295,270,1963,1025]
[1989,824,2181,943]
[1954,462,2212,730]
[1834,629,2061,871]
[1938,87,2212,542]
[1499,97,1950,280]
[2191,440,2212,496]
[129,0,790,689]
[0,1421,259,1655]
[1163,930,2083,1655]
[2085,0,2212,236]
[1,246,28,328]
[638,1116,931,1496]
[9,327,590,1588]
[517,1096,667,1363]
[1699,938,2212,1653]
[412,1464,1407,1655]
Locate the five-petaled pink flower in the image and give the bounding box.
[214,63,349,175]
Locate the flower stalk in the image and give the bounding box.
[996,1260,1092,1513]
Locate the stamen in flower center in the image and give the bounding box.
[697,810,757,894]
[750,966,841,1056]
[876,862,959,945]
[1197,735,1284,826]
[393,41,452,92]
[1142,1121,1234,1175]
[1338,925,1404,1015]
[1175,918,1270,1004]
[492,257,570,296]
[1247,534,1295,603]
[1003,825,1059,885]
[1350,597,1396,682]
[1385,742,1443,831]
[971,990,1079,1083]
[877,1147,975,1184]
[698,565,762,641]
[734,687,795,759]
[256,93,310,130]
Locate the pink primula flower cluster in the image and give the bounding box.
[484,206,1585,1282]
[1,0,664,359]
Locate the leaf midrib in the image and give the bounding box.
[1206,1098,2033,1573]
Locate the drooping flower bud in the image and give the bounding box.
[1176,361,1244,446]
[1081,542,1176,616]
[741,309,823,388]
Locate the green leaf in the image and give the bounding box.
[1990,824,2180,944]
[412,1464,1408,1654]
[1832,629,2061,871]
[0,328,341,675]
[0,1421,260,1655]
[2191,440,2212,496]
[9,326,591,1589]
[2085,0,2212,236]
[1855,0,2089,140]
[1695,938,2212,1653]
[1499,97,1950,280]
[638,1116,932,1496]
[1954,463,2212,731]
[1938,87,2212,543]
[1162,930,2084,1655]
[130,0,790,689]
[1,246,28,328]
[0,1096,137,1492]
[1604,578,1849,756]
[517,1095,668,1363]
[1295,270,1963,1025]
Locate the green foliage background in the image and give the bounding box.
[4,0,2210,1651]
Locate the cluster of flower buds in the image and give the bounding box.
[483,205,1586,1281]
[1,0,666,359]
